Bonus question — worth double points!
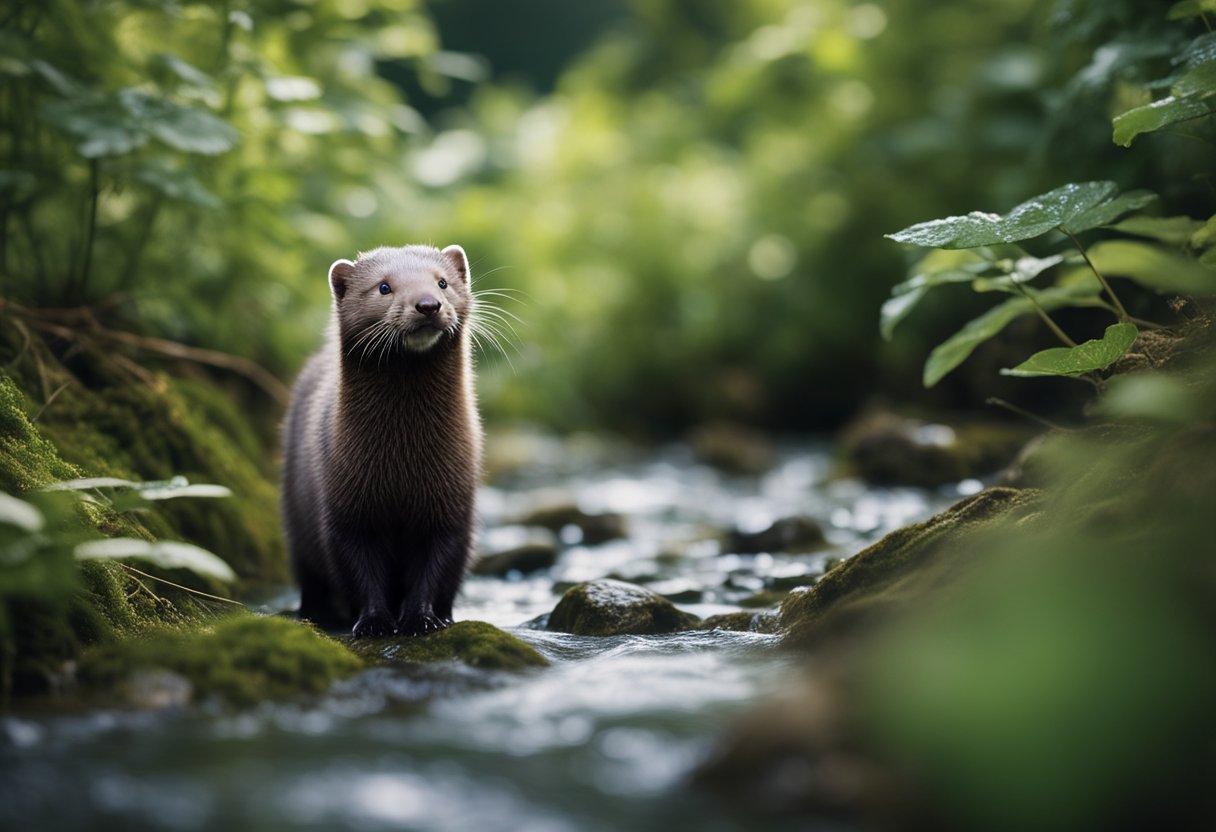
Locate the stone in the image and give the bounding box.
[727,516,826,554]
[547,578,701,636]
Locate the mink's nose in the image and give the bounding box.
[416,296,441,317]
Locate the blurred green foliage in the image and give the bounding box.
[1,0,1212,436]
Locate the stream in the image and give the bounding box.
[1,436,972,831]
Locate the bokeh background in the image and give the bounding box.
[4,0,1203,436]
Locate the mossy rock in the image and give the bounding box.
[726,516,826,555]
[548,578,701,636]
[351,620,548,671]
[472,541,560,576]
[514,502,627,544]
[79,613,363,707]
[699,610,781,634]
[0,375,81,493]
[780,487,1040,648]
[0,318,286,583]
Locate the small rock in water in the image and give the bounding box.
[514,501,627,545]
[727,516,826,554]
[351,621,548,671]
[688,421,777,476]
[547,579,701,636]
[698,610,781,634]
[473,539,560,577]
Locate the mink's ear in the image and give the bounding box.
[328,259,356,300]
[441,245,470,282]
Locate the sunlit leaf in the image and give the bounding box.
[1087,241,1216,295]
[1109,216,1204,246]
[1113,96,1216,147]
[74,538,237,582]
[1172,61,1216,97]
[887,182,1117,249]
[42,476,142,492]
[1060,190,1157,235]
[154,54,215,89]
[0,493,44,533]
[138,482,232,500]
[922,285,1104,387]
[1001,323,1137,378]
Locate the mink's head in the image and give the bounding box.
[329,244,472,361]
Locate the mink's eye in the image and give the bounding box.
[379,282,391,295]
[438,279,448,289]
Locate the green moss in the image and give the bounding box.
[779,487,1040,648]
[0,313,287,583]
[0,375,81,493]
[699,610,781,634]
[79,614,364,707]
[353,620,549,671]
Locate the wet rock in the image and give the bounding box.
[768,572,820,591]
[547,579,701,636]
[779,487,1040,648]
[839,410,1036,488]
[726,516,826,554]
[123,669,193,710]
[698,610,781,634]
[356,621,548,671]
[514,501,627,545]
[689,421,777,476]
[472,537,560,577]
[739,589,790,609]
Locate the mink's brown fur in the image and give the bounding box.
[281,244,482,638]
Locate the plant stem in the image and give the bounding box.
[985,397,1067,432]
[119,563,245,607]
[1063,229,1129,322]
[77,157,101,302]
[1014,282,1077,347]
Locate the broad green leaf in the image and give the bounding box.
[922,284,1103,387]
[1169,0,1216,20]
[881,250,992,339]
[42,97,147,158]
[138,482,232,500]
[971,254,1066,293]
[1192,215,1216,248]
[119,88,238,155]
[1172,61,1216,98]
[74,538,237,582]
[1001,323,1138,378]
[1060,190,1157,235]
[1087,240,1216,295]
[0,493,44,533]
[1109,216,1204,246]
[887,182,1117,249]
[1113,96,1216,147]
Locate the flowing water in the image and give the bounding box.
[1,437,973,831]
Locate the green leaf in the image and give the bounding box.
[1168,0,1216,20]
[1173,61,1216,98]
[1060,190,1157,235]
[1087,241,1216,295]
[887,182,1117,249]
[1001,323,1137,378]
[881,250,992,340]
[42,97,147,158]
[971,254,1066,293]
[74,538,237,582]
[0,493,44,533]
[922,285,1104,387]
[119,88,238,156]
[1109,216,1205,246]
[1113,96,1216,147]
[154,53,215,90]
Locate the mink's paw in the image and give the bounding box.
[398,612,450,637]
[352,610,397,639]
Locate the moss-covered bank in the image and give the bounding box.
[350,620,549,671]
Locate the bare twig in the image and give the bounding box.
[119,562,245,607]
